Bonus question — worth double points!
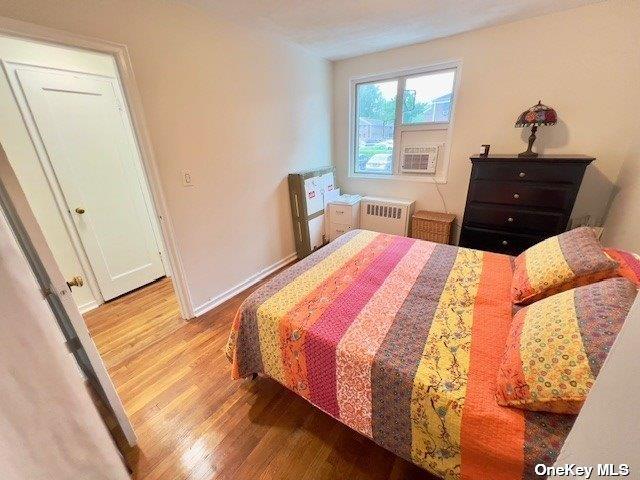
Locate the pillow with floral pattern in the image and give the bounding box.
[511,227,618,305]
[496,277,637,414]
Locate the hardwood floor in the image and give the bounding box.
[84,277,436,480]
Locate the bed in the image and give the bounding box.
[225,229,576,479]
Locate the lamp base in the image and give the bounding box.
[518,150,539,158]
[518,125,538,157]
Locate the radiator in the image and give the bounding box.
[360,196,415,236]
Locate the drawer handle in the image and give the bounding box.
[502,240,509,246]
[519,172,526,178]
[507,217,514,223]
[513,193,520,199]
[335,211,344,214]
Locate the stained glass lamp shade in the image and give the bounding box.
[515,101,557,157]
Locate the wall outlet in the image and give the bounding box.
[181,170,194,187]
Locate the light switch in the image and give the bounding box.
[181,169,194,187]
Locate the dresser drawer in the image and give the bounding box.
[329,222,354,242]
[328,202,359,226]
[329,203,352,218]
[464,204,565,233]
[473,162,586,184]
[459,226,545,256]
[469,181,572,210]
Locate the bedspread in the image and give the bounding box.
[226,230,574,479]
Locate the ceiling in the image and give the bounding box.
[182,0,601,60]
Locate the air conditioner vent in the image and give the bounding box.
[401,144,440,174]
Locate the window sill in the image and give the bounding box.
[348,172,448,184]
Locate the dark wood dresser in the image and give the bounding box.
[459,154,594,255]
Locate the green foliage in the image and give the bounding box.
[403,101,432,123]
[357,84,395,124]
[358,145,392,157]
[357,83,433,125]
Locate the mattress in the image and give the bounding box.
[226,230,575,479]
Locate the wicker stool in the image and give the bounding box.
[411,211,456,244]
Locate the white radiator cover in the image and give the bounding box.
[360,196,415,236]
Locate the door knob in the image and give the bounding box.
[75,207,86,214]
[513,193,520,199]
[67,276,84,289]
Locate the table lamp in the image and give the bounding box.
[515,100,557,157]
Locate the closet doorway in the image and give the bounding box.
[0,34,171,311]
[0,22,192,469]
[10,65,167,301]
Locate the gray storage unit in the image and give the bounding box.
[288,166,335,259]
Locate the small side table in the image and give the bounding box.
[411,211,456,244]
[327,196,361,242]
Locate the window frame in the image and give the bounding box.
[348,60,462,183]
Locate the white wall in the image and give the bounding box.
[333,0,640,241]
[0,205,128,480]
[602,148,640,253]
[0,0,332,313]
[550,293,640,478]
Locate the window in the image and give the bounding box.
[351,64,459,180]
[402,70,455,124]
[354,80,397,174]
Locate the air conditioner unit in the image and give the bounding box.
[360,196,415,236]
[401,144,441,174]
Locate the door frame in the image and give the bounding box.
[0,15,195,318]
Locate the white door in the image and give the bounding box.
[0,143,137,446]
[16,68,164,300]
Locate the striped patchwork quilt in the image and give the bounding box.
[226,230,575,479]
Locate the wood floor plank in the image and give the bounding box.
[84,277,436,480]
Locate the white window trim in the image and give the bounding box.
[348,60,462,183]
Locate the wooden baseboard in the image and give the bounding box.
[193,253,297,318]
[79,299,100,314]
